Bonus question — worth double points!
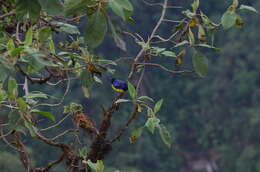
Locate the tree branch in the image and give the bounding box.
[136,63,193,74]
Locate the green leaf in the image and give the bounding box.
[24,120,36,137]
[108,19,126,51]
[173,40,189,48]
[93,76,103,84]
[109,0,133,21]
[15,0,41,21]
[55,22,80,34]
[24,92,48,99]
[147,106,154,117]
[188,28,195,45]
[232,0,239,9]
[38,26,52,42]
[17,98,28,113]
[0,88,7,103]
[0,58,14,82]
[161,51,177,57]
[127,81,136,100]
[31,109,56,121]
[191,0,200,12]
[239,5,259,13]
[7,39,15,54]
[195,44,221,52]
[49,39,55,54]
[82,86,90,98]
[25,27,33,46]
[115,99,130,104]
[84,11,108,49]
[96,59,117,66]
[38,0,64,15]
[145,117,160,134]
[8,110,26,135]
[7,77,18,100]
[159,124,172,148]
[10,47,25,57]
[138,96,154,102]
[198,24,206,43]
[96,160,105,172]
[154,99,163,114]
[129,126,143,143]
[21,50,57,73]
[221,11,237,29]
[64,0,96,16]
[87,160,97,171]
[192,50,208,77]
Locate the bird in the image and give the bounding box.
[111,78,128,93]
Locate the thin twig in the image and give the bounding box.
[0,129,13,139]
[128,0,169,80]
[151,30,179,44]
[16,22,22,43]
[40,113,71,131]
[51,129,78,141]
[0,129,22,152]
[136,65,146,92]
[34,71,70,107]
[136,62,193,74]
[0,10,15,19]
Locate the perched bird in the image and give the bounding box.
[111,78,128,93]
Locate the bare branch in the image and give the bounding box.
[40,113,71,131]
[0,10,15,19]
[128,0,169,80]
[34,71,70,107]
[111,105,138,143]
[136,62,193,74]
[51,129,78,141]
[136,65,146,92]
[16,22,22,43]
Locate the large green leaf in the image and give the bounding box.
[192,50,208,77]
[64,0,96,16]
[54,22,80,34]
[38,0,64,15]
[84,11,108,49]
[17,98,28,113]
[145,117,160,134]
[7,77,18,100]
[38,26,52,42]
[31,109,56,121]
[154,99,163,114]
[24,120,36,137]
[221,11,237,29]
[159,124,172,148]
[15,0,41,21]
[108,19,126,51]
[127,81,136,100]
[130,126,144,143]
[24,27,33,46]
[109,0,133,21]
[80,70,94,98]
[0,58,14,82]
[21,49,57,73]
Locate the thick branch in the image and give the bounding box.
[111,105,138,143]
